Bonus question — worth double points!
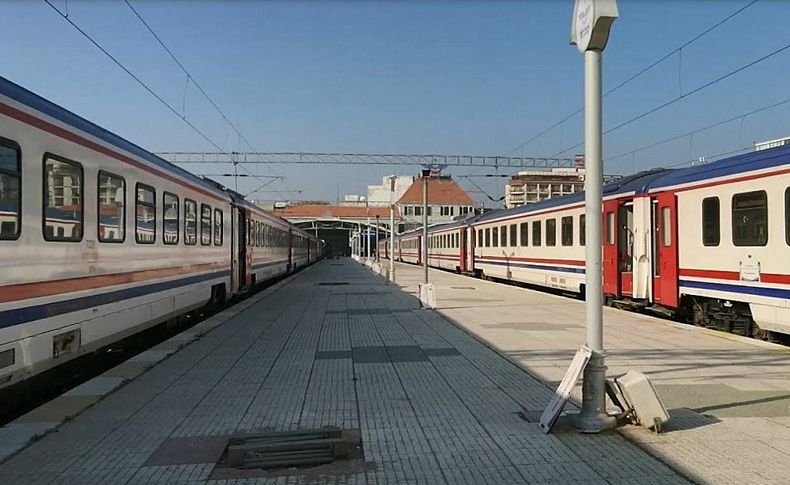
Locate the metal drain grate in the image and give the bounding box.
[224,427,359,470]
[318,282,349,286]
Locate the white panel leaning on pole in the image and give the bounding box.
[569,0,618,433]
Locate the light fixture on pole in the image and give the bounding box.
[570,0,618,433]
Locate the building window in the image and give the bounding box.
[44,155,83,242]
[606,212,615,245]
[492,226,499,247]
[561,216,573,246]
[97,171,125,243]
[184,199,197,245]
[415,206,422,216]
[579,214,586,246]
[0,138,21,240]
[702,197,720,246]
[732,191,767,246]
[509,224,517,247]
[532,220,541,246]
[520,222,528,247]
[135,184,156,244]
[163,192,179,245]
[546,218,556,246]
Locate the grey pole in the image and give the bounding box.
[366,204,371,260]
[576,48,616,433]
[389,176,396,282]
[376,215,380,262]
[422,175,429,284]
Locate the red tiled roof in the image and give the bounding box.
[397,177,474,205]
[272,205,399,219]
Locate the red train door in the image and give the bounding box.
[653,192,679,308]
[602,199,620,297]
[460,228,468,271]
[468,227,475,273]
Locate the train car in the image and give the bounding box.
[0,76,234,389]
[644,145,790,341]
[0,75,324,390]
[426,221,464,271]
[397,228,422,265]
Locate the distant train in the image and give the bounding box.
[0,76,322,389]
[383,147,790,343]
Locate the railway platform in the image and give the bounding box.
[0,259,687,484]
[388,260,790,484]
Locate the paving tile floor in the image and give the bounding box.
[0,259,687,484]
[389,260,790,485]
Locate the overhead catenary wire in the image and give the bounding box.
[123,0,299,199]
[605,94,790,164]
[43,0,225,152]
[503,0,759,157]
[551,39,790,157]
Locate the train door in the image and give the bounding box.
[417,235,422,265]
[237,209,248,288]
[602,200,620,296]
[602,199,635,298]
[460,228,468,271]
[652,193,679,308]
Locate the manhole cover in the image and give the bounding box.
[220,427,361,470]
[318,282,349,286]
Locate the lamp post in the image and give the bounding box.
[389,175,396,282]
[421,169,430,284]
[570,0,618,433]
[375,215,380,262]
[366,201,371,261]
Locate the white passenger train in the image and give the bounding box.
[0,76,322,389]
[384,148,790,343]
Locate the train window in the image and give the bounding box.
[135,184,156,244]
[662,207,671,246]
[732,191,767,246]
[0,138,21,240]
[509,224,517,247]
[492,227,499,247]
[579,215,586,246]
[184,199,197,245]
[561,216,573,246]
[97,171,125,243]
[477,229,483,248]
[546,218,556,246]
[163,192,179,245]
[200,204,212,245]
[520,222,528,247]
[702,197,720,246]
[786,188,790,246]
[532,221,541,246]
[43,155,84,242]
[606,212,615,245]
[484,227,490,247]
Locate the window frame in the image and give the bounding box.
[135,183,156,245]
[200,203,212,246]
[184,198,198,246]
[546,218,557,246]
[561,216,573,247]
[97,170,126,243]
[0,136,21,241]
[732,190,768,247]
[579,214,586,246]
[492,226,499,247]
[43,153,84,243]
[532,220,542,247]
[519,222,528,247]
[163,191,180,245]
[701,196,720,247]
[509,224,517,247]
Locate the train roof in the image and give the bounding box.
[0,75,227,198]
[645,144,790,191]
[474,168,670,224]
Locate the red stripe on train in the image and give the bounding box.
[679,268,790,285]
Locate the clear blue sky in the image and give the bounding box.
[2,1,788,205]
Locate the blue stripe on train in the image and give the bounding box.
[0,270,231,329]
[475,259,585,275]
[680,279,790,300]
